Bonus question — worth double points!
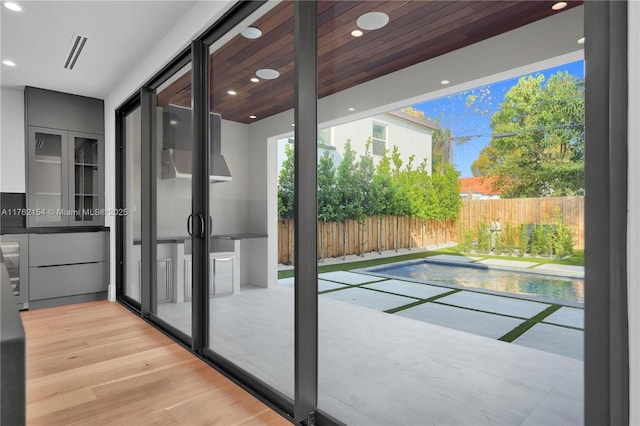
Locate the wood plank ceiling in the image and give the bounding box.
[157,0,582,124]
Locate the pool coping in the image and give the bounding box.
[354,259,584,309]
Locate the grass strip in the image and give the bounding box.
[385,289,461,314]
[498,304,563,343]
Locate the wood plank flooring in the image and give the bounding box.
[20,301,291,425]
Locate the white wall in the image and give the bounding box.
[331,114,433,170]
[628,1,639,424]
[0,87,25,193]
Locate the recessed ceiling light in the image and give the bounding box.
[3,2,22,12]
[577,37,585,45]
[351,29,363,37]
[552,2,567,11]
[356,12,389,31]
[2,60,16,67]
[249,115,257,119]
[291,124,295,127]
[256,68,280,80]
[250,77,260,83]
[440,80,450,85]
[348,107,356,111]
[227,90,237,96]
[169,119,178,125]
[241,27,262,39]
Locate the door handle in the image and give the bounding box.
[187,214,193,237]
[209,215,213,236]
[198,213,206,239]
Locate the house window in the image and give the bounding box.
[372,123,387,156]
[318,127,331,147]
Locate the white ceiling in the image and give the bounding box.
[1,0,196,99]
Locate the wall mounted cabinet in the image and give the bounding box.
[25,87,104,227]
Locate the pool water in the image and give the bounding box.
[370,261,584,304]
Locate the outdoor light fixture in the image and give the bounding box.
[2,60,16,67]
[3,2,21,12]
[552,2,567,11]
[356,12,389,31]
[256,68,280,80]
[241,27,262,39]
[351,30,363,37]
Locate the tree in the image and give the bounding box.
[317,148,338,262]
[431,127,453,175]
[471,71,584,198]
[277,143,295,220]
[335,140,362,259]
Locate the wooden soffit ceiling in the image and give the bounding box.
[157,0,582,124]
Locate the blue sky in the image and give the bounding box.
[413,60,585,177]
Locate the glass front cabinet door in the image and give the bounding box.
[69,132,104,225]
[27,127,68,227]
[27,127,104,227]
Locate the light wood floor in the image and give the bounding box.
[21,301,292,425]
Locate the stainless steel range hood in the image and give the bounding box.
[161,105,232,182]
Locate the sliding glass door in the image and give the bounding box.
[202,0,295,402]
[150,62,195,339]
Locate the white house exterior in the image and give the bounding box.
[326,110,438,173]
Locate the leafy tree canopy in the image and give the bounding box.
[471,71,584,198]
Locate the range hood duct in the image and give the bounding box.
[161,105,231,182]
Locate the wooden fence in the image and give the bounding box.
[459,196,584,249]
[278,216,456,264]
[277,196,584,264]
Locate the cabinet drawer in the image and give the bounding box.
[30,262,105,300]
[29,232,105,266]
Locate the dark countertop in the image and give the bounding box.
[213,233,268,240]
[1,226,109,235]
[133,233,268,245]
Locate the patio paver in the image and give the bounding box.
[531,263,585,277]
[475,258,540,269]
[396,302,524,339]
[513,323,584,360]
[543,306,584,328]
[437,291,551,318]
[320,286,416,311]
[427,254,481,263]
[362,279,451,299]
[278,277,348,292]
[318,271,384,285]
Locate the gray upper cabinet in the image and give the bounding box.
[25,87,104,135]
[25,88,104,227]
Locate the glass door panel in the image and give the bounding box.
[315,2,585,425]
[70,133,102,224]
[29,128,66,226]
[124,106,142,304]
[153,62,193,338]
[0,234,29,309]
[205,0,295,399]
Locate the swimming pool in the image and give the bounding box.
[368,260,584,304]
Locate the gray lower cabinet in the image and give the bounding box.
[28,231,107,308]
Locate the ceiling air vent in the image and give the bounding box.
[64,34,87,70]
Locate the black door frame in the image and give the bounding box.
[115,1,629,424]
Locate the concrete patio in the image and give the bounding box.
[157,258,584,425]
